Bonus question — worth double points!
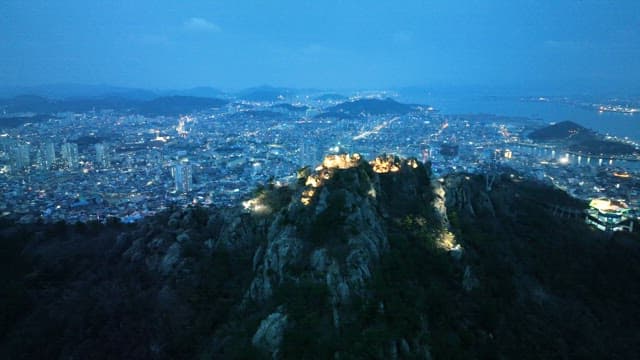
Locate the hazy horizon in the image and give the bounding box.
[2,1,640,95]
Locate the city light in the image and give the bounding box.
[0,94,636,225]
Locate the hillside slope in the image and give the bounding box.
[1,156,639,359]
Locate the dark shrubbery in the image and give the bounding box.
[310,190,348,244]
[276,280,336,359]
[0,205,260,359]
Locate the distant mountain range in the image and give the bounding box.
[317,97,420,118]
[0,85,432,129]
[0,83,354,103]
[529,121,638,156]
[0,83,158,100]
[0,95,228,118]
[236,85,307,102]
[0,83,233,101]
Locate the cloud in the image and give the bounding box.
[184,17,221,33]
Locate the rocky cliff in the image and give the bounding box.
[245,154,436,358]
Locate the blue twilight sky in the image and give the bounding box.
[1,0,639,93]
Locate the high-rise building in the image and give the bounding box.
[174,162,192,193]
[41,142,56,169]
[299,140,309,167]
[14,144,31,171]
[61,142,79,169]
[0,137,12,153]
[95,143,110,168]
[299,140,320,167]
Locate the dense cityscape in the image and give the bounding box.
[4,2,640,358]
[0,94,638,230]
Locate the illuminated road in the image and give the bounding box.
[352,116,399,140]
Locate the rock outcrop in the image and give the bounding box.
[251,311,288,355]
[443,174,496,218]
[246,154,433,357]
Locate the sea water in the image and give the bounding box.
[419,94,640,143]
